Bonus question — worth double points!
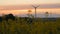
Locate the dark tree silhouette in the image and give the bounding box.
[0,17,3,22]
[5,14,15,21]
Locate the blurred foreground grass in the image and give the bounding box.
[0,18,60,34]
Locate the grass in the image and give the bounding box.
[0,17,60,34]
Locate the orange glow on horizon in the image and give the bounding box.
[0,8,60,16]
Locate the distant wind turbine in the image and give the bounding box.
[32,5,40,18]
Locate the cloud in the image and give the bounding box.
[0,4,60,10]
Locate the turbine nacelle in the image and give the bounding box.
[32,5,40,8]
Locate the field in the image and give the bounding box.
[0,17,60,34]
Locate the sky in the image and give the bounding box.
[0,0,60,6]
[0,0,60,17]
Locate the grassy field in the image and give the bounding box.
[0,17,60,34]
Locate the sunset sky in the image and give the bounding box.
[0,0,60,5]
[0,0,60,17]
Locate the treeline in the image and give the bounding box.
[0,14,15,22]
[0,14,33,24]
[0,13,60,22]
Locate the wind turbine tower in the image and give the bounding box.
[32,5,40,18]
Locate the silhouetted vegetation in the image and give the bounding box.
[0,14,60,34]
[4,14,15,21]
[0,17,3,22]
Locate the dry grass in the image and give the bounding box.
[0,18,60,34]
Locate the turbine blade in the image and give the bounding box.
[32,5,36,8]
[36,5,40,7]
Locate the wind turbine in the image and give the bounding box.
[32,5,40,18]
